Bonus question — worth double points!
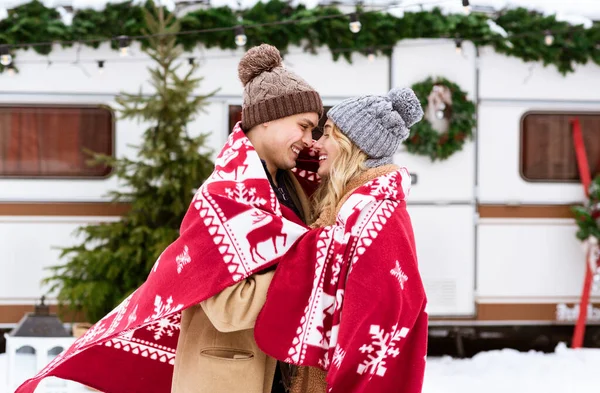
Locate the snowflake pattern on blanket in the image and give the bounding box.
[14,123,309,393]
[15,123,427,393]
[255,168,429,393]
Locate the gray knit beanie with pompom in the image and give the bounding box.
[327,87,424,168]
[238,44,323,131]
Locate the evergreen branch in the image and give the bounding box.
[2,0,600,75]
[43,3,216,323]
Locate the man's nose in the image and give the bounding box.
[301,130,313,147]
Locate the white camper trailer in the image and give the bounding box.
[392,40,599,329]
[1,40,599,343]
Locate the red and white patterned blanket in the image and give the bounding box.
[15,123,311,393]
[255,166,428,393]
[15,122,427,393]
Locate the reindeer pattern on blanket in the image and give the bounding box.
[14,123,426,393]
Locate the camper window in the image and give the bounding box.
[228,105,242,133]
[520,112,600,182]
[0,105,114,179]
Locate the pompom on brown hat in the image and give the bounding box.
[238,44,323,131]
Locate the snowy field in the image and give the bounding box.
[2,343,600,393]
[0,352,89,393]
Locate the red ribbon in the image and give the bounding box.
[571,117,594,349]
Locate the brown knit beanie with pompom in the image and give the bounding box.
[238,44,323,131]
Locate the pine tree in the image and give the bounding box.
[44,4,217,323]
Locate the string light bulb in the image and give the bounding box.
[7,63,15,77]
[97,60,105,74]
[234,26,247,47]
[349,13,361,34]
[0,45,12,66]
[544,31,554,46]
[462,0,470,14]
[367,48,375,63]
[117,35,130,56]
[455,39,463,54]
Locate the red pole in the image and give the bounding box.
[570,117,593,349]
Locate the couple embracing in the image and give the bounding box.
[15,44,427,393]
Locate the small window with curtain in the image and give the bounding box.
[0,105,114,178]
[520,112,600,182]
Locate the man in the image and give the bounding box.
[171,43,323,393]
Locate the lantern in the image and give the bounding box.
[4,296,76,392]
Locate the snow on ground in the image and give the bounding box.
[2,343,600,393]
[422,343,600,393]
[0,352,88,393]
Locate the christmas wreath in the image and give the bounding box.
[403,77,476,161]
[572,175,600,243]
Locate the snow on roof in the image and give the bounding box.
[0,0,598,26]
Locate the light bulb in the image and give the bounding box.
[117,35,130,57]
[235,26,247,47]
[349,13,361,34]
[235,34,247,47]
[455,39,463,54]
[0,45,11,66]
[1,54,11,66]
[366,48,375,63]
[544,33,554,46]
[462,0,470,14]
[7,64,15,77]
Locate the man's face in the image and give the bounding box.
[261,112,319,171]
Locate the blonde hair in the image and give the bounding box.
[310,125,368,224]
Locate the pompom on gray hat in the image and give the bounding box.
[327,87,424,168]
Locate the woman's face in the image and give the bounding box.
[314,119,340,178]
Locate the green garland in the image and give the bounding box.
[403,77,476,161]
[1,0,600,74]
[572,175,600,242]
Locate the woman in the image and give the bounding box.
[254,87,429,393]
